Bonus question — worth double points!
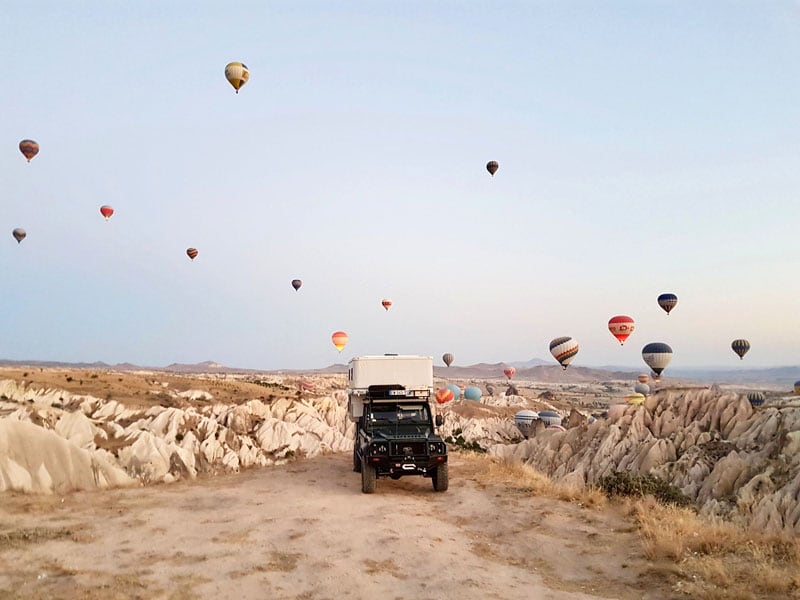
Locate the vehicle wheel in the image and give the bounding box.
[432,463,448,492]
[353,447,361,473]
[361,461,376,494]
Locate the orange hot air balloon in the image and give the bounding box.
[435,388,454,404]
[100,205,114,220]
[331,331,348,352]
[608,315,635,345]
[186,247,198,260]
[19,139,39,162]
[381,299,392,311]
[638,374,650,384]
[503,367,516,380]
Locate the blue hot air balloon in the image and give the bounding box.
[445,384,462,401]
[657,293,678,315]
[642,342,673,377]
[464,386,482,401]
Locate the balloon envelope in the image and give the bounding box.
[225,61,249,93]
[435,388,454,404]
[731,339,750,360]
[486,384,495,396]
[514,410,538,438]
[464,386,482,401]
[100,205,114,220]
[538,410,562,427]
[486,161,499,176]
[642,342,673,376]
[381,299,392,311]
[291,279,302,291]
[608,315,635,345]
[186,247,198,260]
[634,382,650,396]
[549,337,579,369]
[19,139,39,162]
[442,353,454,367]
[794,381,800,395]
[657,293,678,315]
[445,384,461,401]
[503,367,516,380]
[626,393,646,405]
[331,331,348,352]
[747,392,765,407]
[638,374,650,384]
[12,228,26,243]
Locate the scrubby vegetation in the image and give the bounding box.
[597,471,693,507]
[445,428,486,453]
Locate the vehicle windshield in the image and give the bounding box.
[368,403,431,435]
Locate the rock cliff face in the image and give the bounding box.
[0,379,353,493]
[491,388,800,535]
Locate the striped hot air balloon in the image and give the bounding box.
[514,410,538,439]
[186,247,198,260]
[731,339,750,360]
[549,337,579,369]
[642,342,673,378]
[442,353,454,367]
[608,315,635,345]
[19,139,39,162]
[747,392,765,407]
[486,161,499,176]
[331,331,348,352]
[225,62,249,93]
[657,293,678,315]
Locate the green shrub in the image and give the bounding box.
[597,471,692,507]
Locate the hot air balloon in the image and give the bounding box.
[435,388,454,404]
[442,353,454,367]
[486,161,499,176]
[608,315,635,345]
[634,382,650,396]
[658,293,678,315]
[381,299,392,311]
[731,339,750,360]
[331,331,348,352]
[19,139,39,162]
[445,384,461,401]
[549,337,579,369]
[642,342,673,377]
[100,205,114,220]
[538,410,562,427]
[514,410,538,439]
[626,393,646,406]
[225,62,249,93]
[794,381,800,395]
[747,392,765,407]
[486,384,495,397]
[638,374,650,384]
[186,247,198,260]
[12,228,26,243]
[291,279,302,291]
[464,386,482,401]
[503,366,516,380]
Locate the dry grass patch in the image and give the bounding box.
[631,497,800,599]
[256,551,303,572]
[0,526,74,550]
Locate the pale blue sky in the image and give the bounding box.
[1,1,798,370]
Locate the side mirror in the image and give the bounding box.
[435,414,444,427]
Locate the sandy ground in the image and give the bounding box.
[0,452,677,600]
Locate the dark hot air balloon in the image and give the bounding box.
[731,339,750,360]
[747,392,765,407]
[19,140,39,162]
[549,337,579,369]
[642,342,673,377]
[442,353,454,367]
[486,161,499,176]
[658,293,678,315]
[291,279,302,291]
[186,248,198,260]
[12,228,26,243]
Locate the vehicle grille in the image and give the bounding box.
[390,441,428,456]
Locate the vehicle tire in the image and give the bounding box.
[353,447,361,473]
[361,461,376,494]
[432,463,449,492]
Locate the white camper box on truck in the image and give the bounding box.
[347,355,434,420]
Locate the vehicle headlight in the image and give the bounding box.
[370,444,388,456]
[428,442,443,454]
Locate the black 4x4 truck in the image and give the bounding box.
[347,356,448,494]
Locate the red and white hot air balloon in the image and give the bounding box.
[503,366,516,380]
[608,315,635,345]
[100,205,114,220]
[381,299,392,311]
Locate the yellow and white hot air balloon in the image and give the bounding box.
[225,62,249,93]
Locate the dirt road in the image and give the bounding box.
[0,452,675,600]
